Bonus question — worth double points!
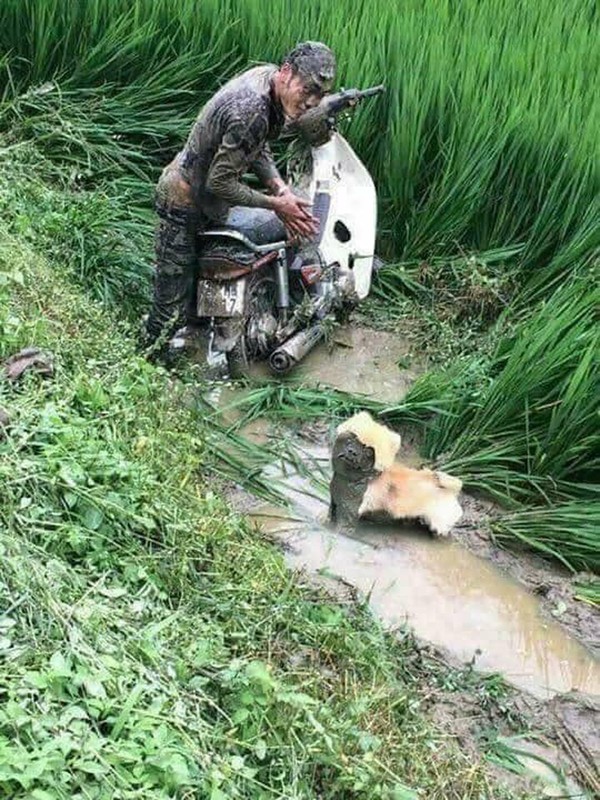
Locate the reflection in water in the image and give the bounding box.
[250,445,600,700]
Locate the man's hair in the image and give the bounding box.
[282,41,336,87]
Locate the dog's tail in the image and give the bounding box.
[434,471,463,494]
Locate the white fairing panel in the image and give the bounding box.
[309,133,377,299]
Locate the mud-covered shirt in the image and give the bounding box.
[171,64,285,223]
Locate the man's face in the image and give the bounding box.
[279,64,324,119]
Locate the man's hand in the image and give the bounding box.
[273,190,319,239]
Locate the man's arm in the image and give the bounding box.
[206,108,318,237]
[205,114,278,209]
[249,142,286,194]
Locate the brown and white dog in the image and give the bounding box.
[330,411,463,536]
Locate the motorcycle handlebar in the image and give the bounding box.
[321,84,385,115]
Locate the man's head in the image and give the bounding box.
[276,41,336,119]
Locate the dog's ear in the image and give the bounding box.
[360,444,376,471]
[336,410,374,438]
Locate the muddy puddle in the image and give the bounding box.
[243,439,600,702]
[210,326,599,701]
[291,326,424,403]
[207,324,599,796]
[211,325,599,689]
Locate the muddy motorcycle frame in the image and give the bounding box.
[193,84,384,376]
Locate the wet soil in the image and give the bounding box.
[423,682,599,798]
[227,469,599,797]
[455,493,599,659]
[293,415,600,661]
[293,325,426,403]
[225,461,600,797]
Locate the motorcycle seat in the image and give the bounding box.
[202,206,287,247]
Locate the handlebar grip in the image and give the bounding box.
[359,84,385,97]
[324,84,385,113]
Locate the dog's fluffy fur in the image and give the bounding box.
[358,464,463,536]
[331,411,463,536]
[336,411,401,471]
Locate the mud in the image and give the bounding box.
[226,447,600,797]
[221,324,599,665]
[425,685,599,798]
[293,325,425,403]
[455,494,600,659]
[237,480,600,796]
[3,346,54,382]
[239,441,600,701]
[209,324,599,796]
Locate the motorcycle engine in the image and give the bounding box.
[246,309,278,356]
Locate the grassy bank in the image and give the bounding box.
[0,147,532,799]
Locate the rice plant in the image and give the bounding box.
[415,277,599,505]
[0,0,597,298]
[574,579,600,607]
[492,502,600,573]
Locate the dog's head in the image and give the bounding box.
[331,431,376,479]
[335,411,401,471]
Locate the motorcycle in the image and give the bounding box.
[190,84,384,377]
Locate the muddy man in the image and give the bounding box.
[144,42,336,355]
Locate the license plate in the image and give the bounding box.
[196,279,246,318]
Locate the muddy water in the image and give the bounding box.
[293,327,424,403]
[247,439,600,701]
[213,326,600,700]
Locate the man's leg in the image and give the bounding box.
[144,201,200,349]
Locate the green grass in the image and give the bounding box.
[0,0,598,300]
[491,503,600,573]
[0,141,151,311]
[573,578,600,607]
[415,278,599,506]
[0,147,533,800]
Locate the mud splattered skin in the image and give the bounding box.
[329,432,379,525]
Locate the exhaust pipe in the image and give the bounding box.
[268,323,325,374]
